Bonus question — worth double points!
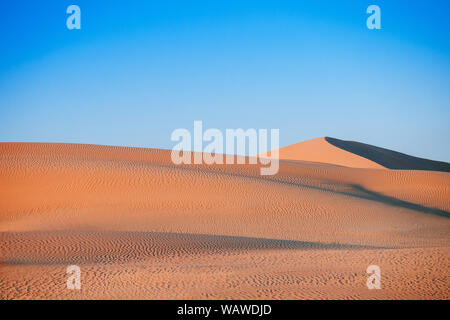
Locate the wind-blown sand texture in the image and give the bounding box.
[0,140,449,299]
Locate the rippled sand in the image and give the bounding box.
[1,142,449,299]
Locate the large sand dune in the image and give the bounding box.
[273,137,450,172]
[0,142,449,299]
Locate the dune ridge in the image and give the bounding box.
[271,136,450,172]
[0,142,449,299]
[325,137,450,172]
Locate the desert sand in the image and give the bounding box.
[0,139,449,299]
[273,136,450,172]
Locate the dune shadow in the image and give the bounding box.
[325,137,450,172]
[186,162,450,219]
[275,177,450,219]
[349,184,450,218]
[0,231,384,266]
[150,160,450,219]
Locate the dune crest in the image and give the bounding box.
[270,137,450,172]
[268,137,384,169]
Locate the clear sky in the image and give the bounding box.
[1,0,449,161]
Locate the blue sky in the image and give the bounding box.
[0,0,449,161]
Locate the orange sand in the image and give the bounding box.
[0,141,449,299]
[272,137,384,168]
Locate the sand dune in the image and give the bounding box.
[0,142,449,299]
[272,137,450,172]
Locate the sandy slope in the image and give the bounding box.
[269,137,384,168]
[0,142,449,299]
[272,137,450,172]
